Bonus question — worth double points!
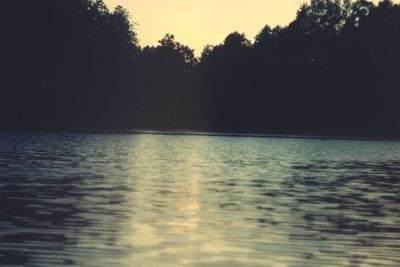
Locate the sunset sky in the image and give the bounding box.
[104,0,396,55]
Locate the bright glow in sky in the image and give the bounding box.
[104,0,395,55]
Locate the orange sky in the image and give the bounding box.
[104,0,396,55]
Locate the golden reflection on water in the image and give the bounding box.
[125,136,205,264]
[121,136,312,267]
[124,136,269,266]
[2,134,400,266]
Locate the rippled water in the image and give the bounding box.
[1,133,400,267]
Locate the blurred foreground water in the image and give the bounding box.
[0,133,399,267]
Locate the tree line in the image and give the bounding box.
[1,0,399,137]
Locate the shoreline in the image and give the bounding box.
[1,129,399,142]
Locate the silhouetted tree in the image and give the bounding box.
[0,0,140,130]
[1,0,399,137]
[134,34,198,129]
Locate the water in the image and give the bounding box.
[0,133,399,267]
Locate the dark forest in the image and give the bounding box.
[1,0,399,137]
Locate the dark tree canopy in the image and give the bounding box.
[1,0,400,138]
[0,0,140,129]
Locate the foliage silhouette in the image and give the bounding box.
[1,0,399,137]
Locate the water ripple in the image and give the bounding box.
[1,133,400,266]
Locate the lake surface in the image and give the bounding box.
[1,133,400,267]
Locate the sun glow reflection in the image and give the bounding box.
[124,135,205,263]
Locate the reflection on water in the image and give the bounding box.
[0,133,400,266]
